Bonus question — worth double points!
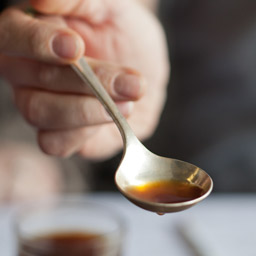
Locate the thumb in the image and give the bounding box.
[0,8,85,63]
[30,0,111,24]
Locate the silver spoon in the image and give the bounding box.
[72,57,213,213]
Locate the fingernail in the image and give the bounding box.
[52,33,80,59]
[114,74,143,99]
[104,102,134,121]
[117,101,134,116]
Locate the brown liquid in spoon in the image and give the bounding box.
[126,180,204,204]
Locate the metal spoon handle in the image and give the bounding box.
[71,57,138,146]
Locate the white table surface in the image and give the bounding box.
[1,192,256,256]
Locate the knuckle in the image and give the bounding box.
[26,19,53,60]
[78,144,91,158]
[79,141,98,159]
[38,63,59,86]
[0,8,15,52]
[22,91,41,126]
[27,21,44,57]
[0,7,14,17]
[80,102,108,125]
[80,101,94,125]
[38,133,71,158]
[38,133,56,155]
[93,66,114,92]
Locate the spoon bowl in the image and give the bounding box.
[115,138,212,213]
[72,58,213,214]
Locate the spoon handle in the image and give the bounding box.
[71,57,138,147]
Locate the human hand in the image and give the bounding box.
[0,0,169,160]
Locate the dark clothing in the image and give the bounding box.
[151,0,256,192]
[0,2,7,10]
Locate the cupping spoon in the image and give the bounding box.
[72,57,213,214]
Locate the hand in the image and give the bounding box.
[0,0,169,160]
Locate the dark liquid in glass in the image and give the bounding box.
[19,231,110,256]
[126,180,204,204]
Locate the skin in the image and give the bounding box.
[0,0,169,160]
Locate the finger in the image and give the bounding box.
[30,0,118,24]
[38,126,99,158]
[1,56,145,101]
[0,8,84,62]
[14,88,134,130]
[37,124,123,159]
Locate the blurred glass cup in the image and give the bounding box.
[14,196,124,256]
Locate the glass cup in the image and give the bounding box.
[14,196,124,256]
